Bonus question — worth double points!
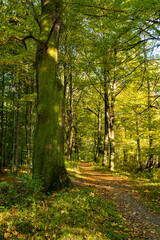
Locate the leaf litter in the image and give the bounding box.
[72,162,160,240]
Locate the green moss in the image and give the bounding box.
[33,2,69,192]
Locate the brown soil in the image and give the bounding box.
[72,161,160,240]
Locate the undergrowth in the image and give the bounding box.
[0,170,132,240]
[129,168,160,214]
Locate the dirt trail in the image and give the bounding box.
[73,162,160,240]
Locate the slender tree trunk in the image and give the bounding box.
[109,104,115,171]
[109,53,116,171]
[30,77,34,162]
[93,129,97,162]
[20,142,23,165]
[74,121,79,161]
[109,50,118,171]
[68,70,73,160]
[0,73,5,173]
[147,77,153,157]
[14,76,21,173]
[103,71,110,166]
[146,76,153,168]
[136,119,142,168]
[123,127,127,165]
[12,101,16,165]
[143,43,153,168]
[157,155,160,168]
[25,82,30,173]
[95,102,102,162]
[33,0,69,192]
[61,63,68,153]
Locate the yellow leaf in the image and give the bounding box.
[144,189,149,193]
[4,233,10,239]
[111,222,118,226]
[17,234,23,238]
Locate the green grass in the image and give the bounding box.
[0,171,132,240]
[129,169,160,214]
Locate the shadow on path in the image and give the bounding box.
[73,162,160,240]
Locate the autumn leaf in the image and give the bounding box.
[4,233,11,239]
[144,189,150,193]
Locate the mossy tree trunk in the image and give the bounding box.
[31,0,69,192]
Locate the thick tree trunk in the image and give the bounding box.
[33,0,69,192]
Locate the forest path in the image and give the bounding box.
[72,161,160,240]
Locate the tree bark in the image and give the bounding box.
[123,127,127,165]
[147,76,153,164]
[74,119,79,160]
[0,73,5,173]
[61,63,68,153]
[25,81,30,173]
[14,75,21,173]
[95,102,102,162]
[109,95,115,171]
[68,69,73,160]
[136,119,142,168]
[102,71,110,166]
[32,0,69,192]
[109,51,116,171]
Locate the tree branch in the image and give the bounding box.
[121,37,160,51]
[26,0,41,28]
[85,107,98,117]
[46,0,71,45]
[0,35,47,51]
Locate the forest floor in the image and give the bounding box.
[72,161,160,240]
[0,163,160,239]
